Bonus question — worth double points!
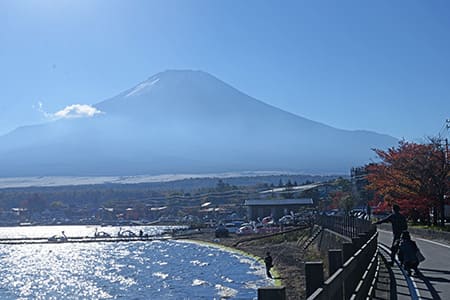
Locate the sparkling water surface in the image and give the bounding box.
[0,226,272,299]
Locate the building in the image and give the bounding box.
[244,198,313,220]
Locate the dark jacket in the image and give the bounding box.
[377,212,407,237]
[264,255,273,268]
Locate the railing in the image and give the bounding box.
[306,215,379,300]
[315,214,372,238]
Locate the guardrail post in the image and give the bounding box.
[341,242,354,300]
[342,242,354,262]
[258,286,286,300]
[305,261,324,297]
[328,249,343,275]
[370,224,377,235]
[329,249,344,300]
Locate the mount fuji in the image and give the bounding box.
[0,70,397,176]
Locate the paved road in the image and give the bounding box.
[378,229,450,300]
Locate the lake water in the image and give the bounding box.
[0,226,272,299]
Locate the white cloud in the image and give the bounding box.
[54,104,103,119]
[33,101,52,118]
[34,102,104,120]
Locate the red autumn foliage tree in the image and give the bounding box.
[366,139,449,226]
[327,178,354,211]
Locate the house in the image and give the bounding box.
[244,198,313,220]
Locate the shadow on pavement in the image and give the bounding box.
[416,270,442,300]
[421,276,450,283]
[420,268,450,276]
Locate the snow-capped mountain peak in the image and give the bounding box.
[0,70,397,176]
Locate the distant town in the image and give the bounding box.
[0,172,388,231]
[0,174,346,227]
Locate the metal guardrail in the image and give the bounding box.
[315,215,373,238]
[306,215,379,300]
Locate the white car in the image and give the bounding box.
[278,215,294,225]
[236,225,254,235]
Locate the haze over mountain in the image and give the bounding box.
[0,70,397,177]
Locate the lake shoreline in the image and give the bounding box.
[177,228,308,299]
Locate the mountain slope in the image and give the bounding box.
[0,70,397,176]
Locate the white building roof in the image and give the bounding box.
[259,183,324,194]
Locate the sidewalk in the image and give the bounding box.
[378,229,450,300]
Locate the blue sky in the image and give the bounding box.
[1,0,449,140]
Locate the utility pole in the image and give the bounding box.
[446,137,449,165]
[446,119,450,164]
[444,119,449,226]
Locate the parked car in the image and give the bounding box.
[236,225,254,235]
[278,215,294,225]
[261,216,274,225]
[224,223,238,233]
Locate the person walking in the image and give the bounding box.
[398,231,421,276]
[264,252,273,279]
[374,204,407,264]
